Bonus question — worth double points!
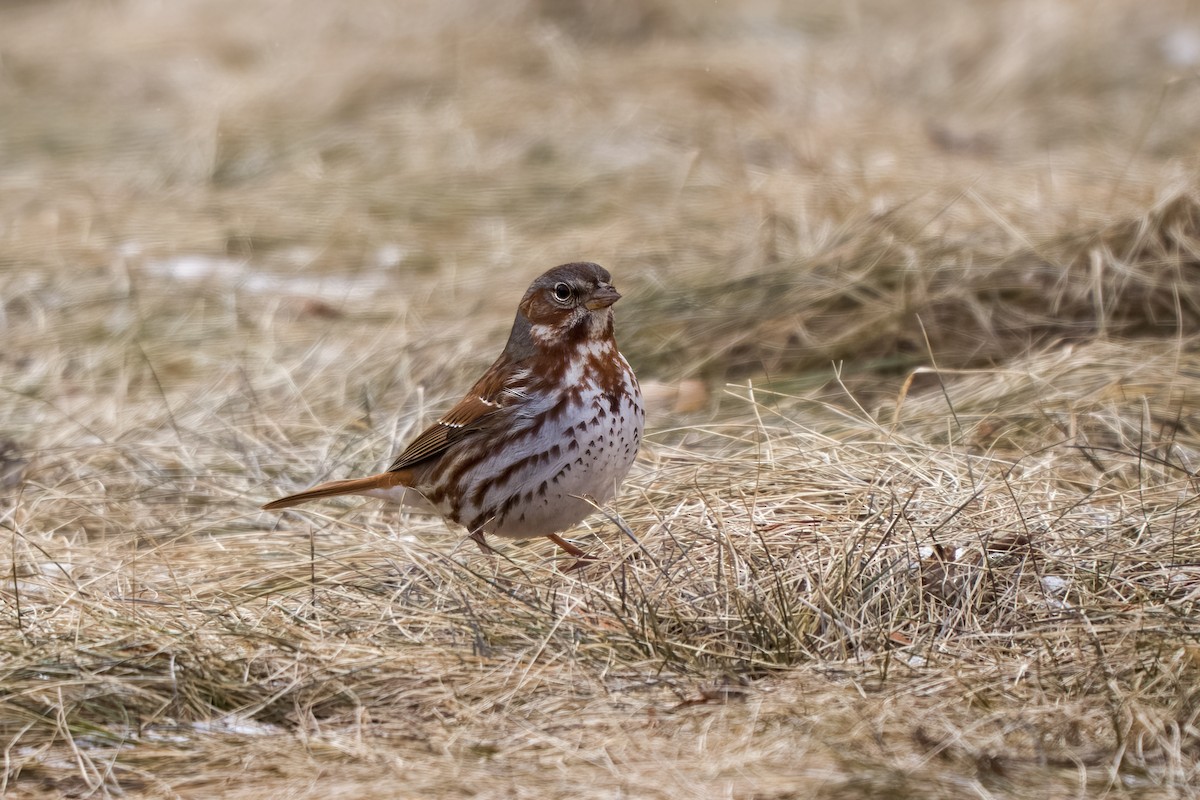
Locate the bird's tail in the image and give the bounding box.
[261,470,412,510]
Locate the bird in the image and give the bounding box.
[262,262,644,564]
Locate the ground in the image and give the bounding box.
[2,0,1200,797]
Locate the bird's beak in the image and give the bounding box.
[585,284,621,310]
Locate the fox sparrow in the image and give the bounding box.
[263,262,644,562]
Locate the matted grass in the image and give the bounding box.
[3,0,1200,797]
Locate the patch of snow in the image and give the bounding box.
[144,255,389,300]
[1162,29,1200,67]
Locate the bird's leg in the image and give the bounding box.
[546,533,595,572]
[546,533,586,557]
[469,530,497,555]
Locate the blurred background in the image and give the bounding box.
[4,0,1199,414]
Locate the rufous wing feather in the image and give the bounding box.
[268,350,519,509]
[385,365,514,472]
[262,470,412,510]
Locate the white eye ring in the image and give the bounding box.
[552,282,573,302]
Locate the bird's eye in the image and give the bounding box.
[552,282,573,302]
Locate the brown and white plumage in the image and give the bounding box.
[262,262,644,559]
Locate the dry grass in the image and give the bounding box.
[4,0,1200,797]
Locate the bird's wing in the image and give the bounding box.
[386,362,514,473]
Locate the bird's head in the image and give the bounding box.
[506,262,621,357]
